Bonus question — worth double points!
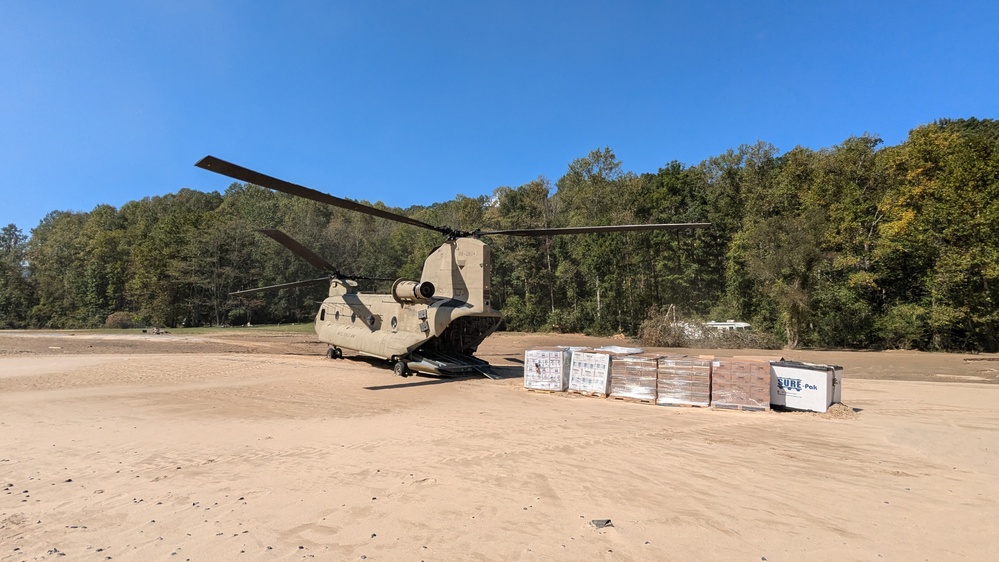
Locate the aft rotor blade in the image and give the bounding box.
[258,229,337,273]
[478,222,711,237]
[196,156,449,235]
[229,277,330,296]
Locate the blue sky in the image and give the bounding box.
[2,1,997,232]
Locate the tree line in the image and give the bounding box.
[1,118,996,352]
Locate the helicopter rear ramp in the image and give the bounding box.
[406,350,497,379]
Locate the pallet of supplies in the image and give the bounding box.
[568,350,613,397]
[523,347,576,392]
[769,361,843,413]
[595,345,644,355]
[657,356,713,407]
[711,359,772,411]
[609,354,660,403]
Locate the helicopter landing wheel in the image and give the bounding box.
[393,360,410,377]
[326,347,343,360]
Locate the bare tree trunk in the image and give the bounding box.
[595,273,601,320]
[546,239,555,314]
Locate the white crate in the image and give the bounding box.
[523,348,574,391]
[568,351,612,395]
[770,361,843,413]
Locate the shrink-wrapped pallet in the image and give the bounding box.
[609,354,660,402]
[711,359,771,411]
[523,348,575,391]
[568,351,613,396]
[657,357,712,407]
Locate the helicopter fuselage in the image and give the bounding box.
[313,237,501,371]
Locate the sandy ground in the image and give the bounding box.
[1,330,997,561]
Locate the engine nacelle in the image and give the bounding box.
[391,279,435,303]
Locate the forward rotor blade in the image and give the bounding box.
[258,229,337,273]
[229,276,330,296]
[256,230,395,283]
[478,222,711,237]
[196,156,449,235]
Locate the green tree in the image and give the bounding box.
[490,179,560,330]
[875,119,999,350]
[27,211,91,327]
[0,224,34,328]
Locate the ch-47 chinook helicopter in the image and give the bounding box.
[196,156,709,378]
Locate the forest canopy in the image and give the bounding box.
[2,118,997,352]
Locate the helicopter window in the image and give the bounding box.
[351,313,356,323]
[390,317,398,332]
[334,310,340,321]
[320,308,326,321]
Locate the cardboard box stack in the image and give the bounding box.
[568,351,613,396]
[657,356,713,407]
[523,347,575,391]
[711,359,772,411]
[609,354,660,402]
